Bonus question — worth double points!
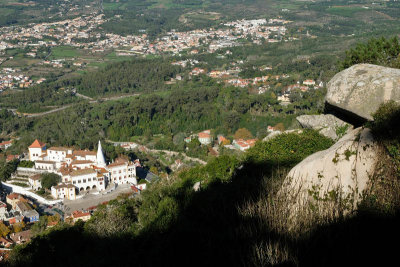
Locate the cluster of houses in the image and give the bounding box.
[278,79,324,104]
[0,68,38,91]
[26,140,139,200]
[0,194,39,226]
[184,130,258,152]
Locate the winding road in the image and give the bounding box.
[21,93,140,118]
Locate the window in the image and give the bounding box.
[88,178,91,182]
[73,181,76,184]
[78,180,81,184]
[83,179,86,183]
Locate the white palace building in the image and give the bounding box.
[27,140,138,200]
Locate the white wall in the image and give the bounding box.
[1,182,62,205]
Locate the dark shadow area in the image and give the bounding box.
[324,101,367,127]
[5,159,400,267]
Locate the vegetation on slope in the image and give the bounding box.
[6,130,334,266]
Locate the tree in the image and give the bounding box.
[31,216,48,235]
[234,128,253,140]
[0,222,10,237]
[41,173,61,189]
[274,123,285,132]
[12,222,25,233]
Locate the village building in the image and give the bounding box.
[0,202,7,221]
[0,140,12,150]
[198,130,212,145]
[71,211,91,223]
[217,135,229,145]
[6,193,24,210]
[28,174,42,191]
[51,183,76,200]
[233,139,257,151]
[28,139,46,161]
[22,210,40,223]
[26,140,138,199]
[10,230,32,245]
[0,237,13,248]
[108,158,137,185]
[303,79,316,86]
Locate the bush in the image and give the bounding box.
[246,130,334,167]
[18,160,35,168]
[11,182,29,187]
[371,101,400,140]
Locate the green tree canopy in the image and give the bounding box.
[41,172,61,189]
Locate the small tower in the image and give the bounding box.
[97,140,106,167]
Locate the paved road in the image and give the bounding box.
[147,148,207,165]
[25,104,74,118]
[63,184,134,212]
[107,140,207,165]
[22,93,140,118]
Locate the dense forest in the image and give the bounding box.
[1,75,325,155]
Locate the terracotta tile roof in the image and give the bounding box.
[48,147,69,152]
[72,211,90,218]
[28,139,45,148]
[107,162,126,168]
[0,140,12,146]
[6,155,19,162]
[198,132,211,138]
[54,183,75,189]
[10,230,32,243]
[7,193,20,200]
[70,168,96,177]
[71,160,93,165]
[73,150,96,156]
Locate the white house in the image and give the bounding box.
[28,174,42,191]
[47,147,72,164]
[28,139,47,161]
[51,183,76,200]
[35,160,56,172]
[198,130,212,145]
[0,140,13,150]
[303,79,316,86]
[67,168,106,192]
[108,158,137,185]
[0,201,7,221]
[28,140,138,195]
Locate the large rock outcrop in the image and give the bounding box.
[296,114,353,140]
[281,127,377,215]
[326,64,400,121]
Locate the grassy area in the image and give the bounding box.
[0,7,14,16]
[51,46,80,59]
[326,6,368,17]
[103,2,123,10]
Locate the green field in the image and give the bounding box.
[0,7,13,16]
[326,6,368,17]
[103,2,123,10]
[51,46,80,59]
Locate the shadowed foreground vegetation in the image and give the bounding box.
[5,123,400,267]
